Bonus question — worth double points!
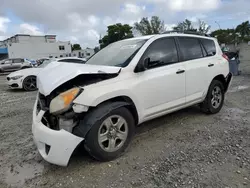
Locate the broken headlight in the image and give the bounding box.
[49,87,81,114]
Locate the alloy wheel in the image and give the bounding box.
[98,115,128,152]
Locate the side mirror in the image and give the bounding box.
[136,57,150,72]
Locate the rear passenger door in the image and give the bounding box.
[177,37,211,103]
[200,38,218,80]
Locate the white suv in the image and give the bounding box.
[32,33,232,166]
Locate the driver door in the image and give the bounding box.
[133,37,186,121]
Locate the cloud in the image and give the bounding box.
[165,24,177,31]
[168,0,221,11]
[0,0,250,47]
[19,23,43,35]
[187,14,207,23]
[124,3,142,14]
[0,17,10,33]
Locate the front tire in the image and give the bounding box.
[200,80,225,114]
[23,76,37,91]
[79,103,135,161]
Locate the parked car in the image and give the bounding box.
[25,58,37,66]
[32,32,232,166]
[0,58,32,73]
[6,57,86,91]
[36,58,50,66]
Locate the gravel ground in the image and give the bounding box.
[0,71,250,188]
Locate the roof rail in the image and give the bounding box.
[162,30,211,37]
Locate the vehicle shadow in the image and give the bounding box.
[67,105,202,166]
[136,105,201,135]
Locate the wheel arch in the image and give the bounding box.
[22,75,37,90]
[212,73,232,92]
[94,95,139,125]
[73,99,138,139]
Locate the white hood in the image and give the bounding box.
[7,68,42,77]
[37,63,121,96]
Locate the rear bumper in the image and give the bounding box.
[225,72,233,92]
[32,98,84,166]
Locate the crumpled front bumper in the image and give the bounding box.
[32,98,84,166]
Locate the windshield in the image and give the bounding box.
[85,39,147,67]
[38,59,53,68]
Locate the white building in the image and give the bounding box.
[68,48,95,59]
[0,34,71,60]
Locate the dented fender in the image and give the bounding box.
[73,85,143,121]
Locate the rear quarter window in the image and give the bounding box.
[200,39,216,56]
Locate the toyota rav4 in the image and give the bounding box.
[32,33,232,166]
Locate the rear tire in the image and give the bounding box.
[200,80,225,114]
[75,102,135,161]
[22,76,37,91]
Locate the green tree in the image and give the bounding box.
[99,23,134,49]
[210,29,238,44]
[94,46,100,53]
[198,20,211,34]
[72,44,82,51]
[173,19,211,34]
[236,21,250,41]
[173,19,197,32]
[134,16,165,35]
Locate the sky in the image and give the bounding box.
[0,0,249,48]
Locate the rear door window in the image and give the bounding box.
[200,39,216,56]
[13,58,23,63]
[178,37,203,61]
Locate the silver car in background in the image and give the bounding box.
[0,58,32,73]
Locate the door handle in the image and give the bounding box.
[208,63,214,67]
[176,69,185,74]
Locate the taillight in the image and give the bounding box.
[222,54,229,61]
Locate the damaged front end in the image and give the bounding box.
[33,64,121,166]
[38,73,119,132]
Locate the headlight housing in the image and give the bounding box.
[49,87,81,114]
[10,75,23,80]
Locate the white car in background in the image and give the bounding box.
[6,57,86,91]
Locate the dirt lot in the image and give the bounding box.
[0,70,250,188]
